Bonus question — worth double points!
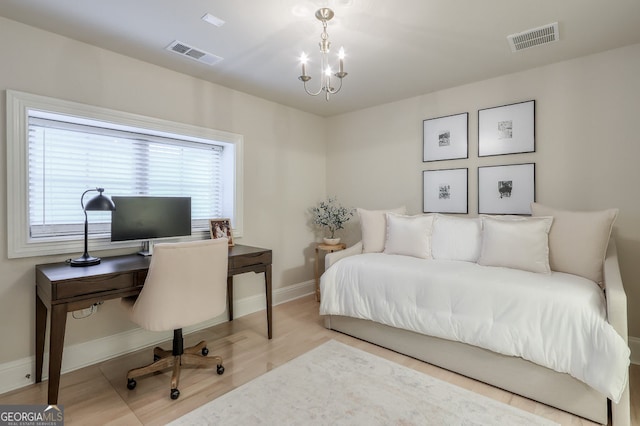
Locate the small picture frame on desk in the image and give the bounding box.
[209,218,234,246]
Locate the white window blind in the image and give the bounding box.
[28,116,223,239]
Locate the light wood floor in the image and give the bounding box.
[1,295,637,425]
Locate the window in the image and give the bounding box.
[7,90,243,258]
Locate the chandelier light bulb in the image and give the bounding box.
[300,52,309,78]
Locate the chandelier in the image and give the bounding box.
[298,8,348,101]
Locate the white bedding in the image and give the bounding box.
[319,253,630,403]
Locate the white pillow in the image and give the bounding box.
[431,215,482,262]
[357,206,407,253]
[383,213,434,259]
[477,216,553,274]
[531,203,618,285]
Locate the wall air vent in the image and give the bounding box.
[507,22,559,52]
[166,40,223,65]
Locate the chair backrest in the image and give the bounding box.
[128,238,229,331]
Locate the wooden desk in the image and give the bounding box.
[35,244,272,405]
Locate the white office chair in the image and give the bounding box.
[121,238,229,400]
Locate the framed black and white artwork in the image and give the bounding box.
[423,168,468,213]
[423,112,468,162]
[478,100,535,157]
[478,163,535,214]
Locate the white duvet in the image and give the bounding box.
[319,253,630,403]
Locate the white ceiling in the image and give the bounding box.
[1,0,639,117]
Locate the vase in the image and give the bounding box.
[323,237,341,245]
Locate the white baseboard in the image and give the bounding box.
[0,357,36,395]
[0,280,314,396]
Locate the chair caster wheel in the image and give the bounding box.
[202,347,209,356]
[127,378,136,390]
[170,388,180,400]
[217,365,225,375]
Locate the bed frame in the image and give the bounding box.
[323,240,630,425]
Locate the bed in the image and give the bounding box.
[319,208,631,425]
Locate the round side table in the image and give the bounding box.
[314,242,346,302]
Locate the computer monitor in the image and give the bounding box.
[111,196,191,255]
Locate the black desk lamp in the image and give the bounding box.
[70,187,116,267]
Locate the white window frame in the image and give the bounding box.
[6,90,244,259]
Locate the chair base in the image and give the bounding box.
[126,332,224,399]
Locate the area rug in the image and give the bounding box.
[169,340,558,425]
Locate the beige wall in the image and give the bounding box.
[1,13,638,373]
[0,17,326,363]
[326,43,640,340]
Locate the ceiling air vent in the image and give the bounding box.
[507,22,559,52]
[166,40,223,65]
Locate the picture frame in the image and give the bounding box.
[209,218,234,246]
[478,163,535,215]
[423,112,468,162]
[478,100,535,157]
[423,168,468,214]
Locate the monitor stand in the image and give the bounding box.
[138,240,154,256]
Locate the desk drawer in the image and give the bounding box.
[229,251,272,269]
[55,273,136,300]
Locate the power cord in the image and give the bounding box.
[71,301,104,319]
[63,259,102,318]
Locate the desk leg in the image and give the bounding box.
[47,304,68,405]
[227,276,234,321]
[35,292,47,383]
[265,264,272,339]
